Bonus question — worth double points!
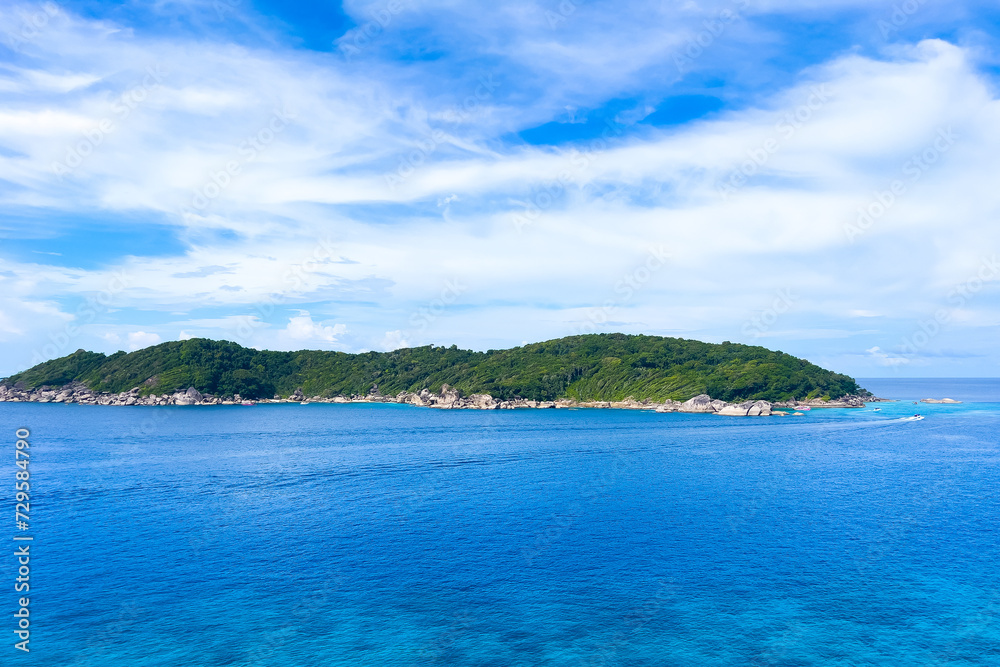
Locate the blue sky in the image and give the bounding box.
[1,0,999,378]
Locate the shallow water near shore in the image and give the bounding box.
[6,379,1000,665]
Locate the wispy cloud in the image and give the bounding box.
[0,2,998,377]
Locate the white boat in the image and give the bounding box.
[873,407,881,412]
[901,415,924,421]
[301,401,310,405]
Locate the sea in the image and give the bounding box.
[4,378,999,665]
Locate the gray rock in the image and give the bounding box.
[465,394,498,409]
[679,394,718,413]
[716,400,772,417]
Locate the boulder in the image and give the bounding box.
[611,398,648,409]
[679,394,718,413]
[716,400,772,416]
[466,394,498,410]
[185,386,203,402]
[173,395,194,406]
[438,384,460,406]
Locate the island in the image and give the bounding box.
[0,334,873,415]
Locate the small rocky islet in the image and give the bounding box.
[0,334,879,416]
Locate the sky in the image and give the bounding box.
[1,0,999,379]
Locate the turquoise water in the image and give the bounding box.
[4,381,999,665]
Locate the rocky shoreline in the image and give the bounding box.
[0,381,874,416]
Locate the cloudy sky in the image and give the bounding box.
[1,0,999,378]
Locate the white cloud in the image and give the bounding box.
[127,331,161,350]
[866,346,910,367]
[279,313,347,347]
[381,329,409,351]
[1,2,999,378]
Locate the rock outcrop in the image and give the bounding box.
[679,394,727,413]
[716,400,772,417]
[772,394,869,409]
[0,382,869,416]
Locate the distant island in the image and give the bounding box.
[0,334,872,415]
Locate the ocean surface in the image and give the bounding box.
[857,377,1000,403]
[5,379,999,665]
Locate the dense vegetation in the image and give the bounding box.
[2,334,865,402]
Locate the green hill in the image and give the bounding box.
[1,334,865,402]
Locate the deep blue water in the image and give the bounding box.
[4,380,1000,665]
[857,378,1000,404]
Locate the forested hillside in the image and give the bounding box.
[3,334,865,402]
